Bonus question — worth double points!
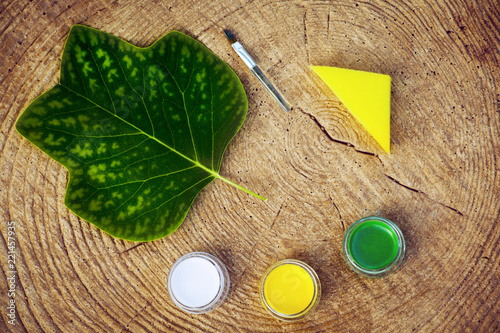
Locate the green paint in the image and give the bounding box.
[15,25,266,242]
[348,220,399,270]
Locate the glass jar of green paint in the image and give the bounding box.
[343,216,405,278]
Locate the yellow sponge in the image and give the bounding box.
[311,66,391,153]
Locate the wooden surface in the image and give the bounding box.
[1,0,499,332]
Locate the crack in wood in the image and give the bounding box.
[327,12,331,38]
[239,202,284,281]
[385,174,420,193]
[385,174,465,216]
[123,300,149,331]
[303,8,310,63]
[295,107,383,163]
[120,243,144,255]
[269,202,284,231]
[441,203,464,216]
[329,194,345,231]
[289,160,310,180]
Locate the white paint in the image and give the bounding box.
[170,257,220,307]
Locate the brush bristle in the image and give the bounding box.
[224,29,237,44]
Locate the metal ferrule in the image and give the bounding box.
[231,42,257,69]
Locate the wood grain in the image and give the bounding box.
[1,0,499,331]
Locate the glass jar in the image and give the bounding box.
[260,259,321,321]
[167,252,230,313]
[343,216,405,278]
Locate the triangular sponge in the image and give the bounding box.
[310,66,391,153]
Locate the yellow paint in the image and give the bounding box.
[263,264,315,315]
[310,66,391,153]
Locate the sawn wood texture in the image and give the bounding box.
[1,0,499,332]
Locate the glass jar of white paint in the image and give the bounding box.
[167,252,230,314]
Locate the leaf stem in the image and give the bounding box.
[216,175,268,201]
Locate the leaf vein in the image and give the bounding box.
[94,165,198,190]
[87,138,151,163]
[46,127,142,139]
[106,45,155,137]
[158,63,198,162]
[42,105,99,120]
[125,175,213,223]
[57,85,218,178]
[82,43,118,115]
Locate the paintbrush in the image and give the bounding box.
[224,29,291,112]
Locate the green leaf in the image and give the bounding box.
[16,25,266,241]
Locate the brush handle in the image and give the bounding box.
[231,42,291,112]
[251,66,291,112]
[232,42,257,68]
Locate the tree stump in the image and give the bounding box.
[1,0,499,331]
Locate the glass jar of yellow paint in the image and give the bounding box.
[260,259,321,321]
